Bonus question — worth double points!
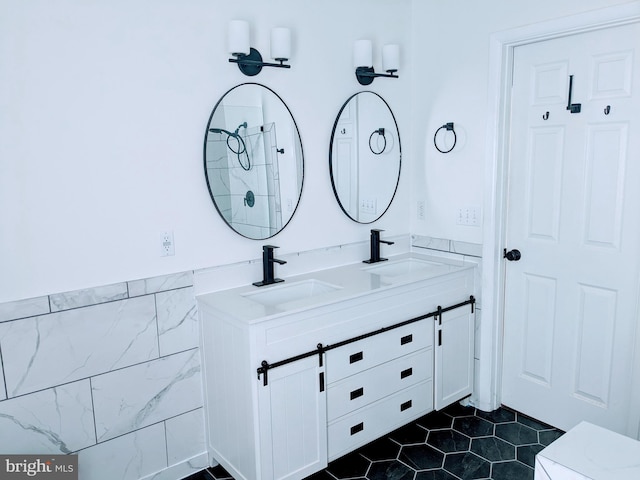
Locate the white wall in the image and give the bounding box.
[410,0,637,243]
[4,0,634,304]
[0,0,412,303]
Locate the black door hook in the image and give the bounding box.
[566,75,582,114]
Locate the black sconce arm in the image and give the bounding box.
[230,48,290,76]
[355,66,398,85]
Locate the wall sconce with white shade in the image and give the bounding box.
[354,40,399,85]
[228,20,291,76]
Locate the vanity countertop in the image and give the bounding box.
[197,253,475,324]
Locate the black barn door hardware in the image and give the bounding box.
[256,343,326,387]
[257,296,475,385]
[566,75,582,114]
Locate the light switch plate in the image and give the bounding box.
[457,207,481,226]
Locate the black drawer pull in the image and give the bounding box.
[349,351,363,364]
[350,422,364,435]
[401,367,413,379]
[350,387,364,400]
[401,334,413,345]
[400,400,413,411]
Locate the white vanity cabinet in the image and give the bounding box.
[197,256,476,480]
[198,303,328,480]
[257,356,327,480]
[434,305,475,410]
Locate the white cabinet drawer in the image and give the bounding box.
[327,380,433,461]
[327,348,432,422]
[326,320,433,384]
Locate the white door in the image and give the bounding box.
[502,22,640,434]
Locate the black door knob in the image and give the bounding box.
[503,248,521,261]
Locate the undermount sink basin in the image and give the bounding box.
[242,279,342,307]
[362,258,449,277]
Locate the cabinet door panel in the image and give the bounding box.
[258,357,327,480]
[434,309,474,410]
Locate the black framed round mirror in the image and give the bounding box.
[204,83,304,239]
[329,91,401,223]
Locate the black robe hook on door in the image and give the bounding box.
[566,75,582,114]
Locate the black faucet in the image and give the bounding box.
[253,245,287,287]
[363,229,395,264]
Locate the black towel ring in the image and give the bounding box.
[369,128,387,155]
[434,122,457,154]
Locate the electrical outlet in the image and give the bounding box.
[417,200,425,221]
[456,207,481,226]
[360,198,376,215]
[161,231,175,256]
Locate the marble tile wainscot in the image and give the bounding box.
[0,271,208,480]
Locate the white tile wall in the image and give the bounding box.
[0,295,159,397]
[156,287,199,356]
[0,380,95,454]
[0,295,50,323]
[92,349,202,442]
[142,453,208,480]
[0,353,6,401]
[49,283,129,312]
[128,272,193,298]
[165,408,206,466]
[0,269,206,480]
[451,240,483,257]
[412,235,482,258]
[412,235,451,252]
[77,423,168,480]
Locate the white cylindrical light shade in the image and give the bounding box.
[228,20,250,56]
[270,27,291,61]
[382,44,400,72]
[353,39,373,68]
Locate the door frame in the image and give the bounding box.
[481,1,640,438]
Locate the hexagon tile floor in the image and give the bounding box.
[186,404,565,480]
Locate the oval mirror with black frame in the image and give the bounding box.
[204,83,304,239]
[329,91,401,223]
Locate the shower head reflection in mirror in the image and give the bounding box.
[204,83,304,239]
[209,122,251,170]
